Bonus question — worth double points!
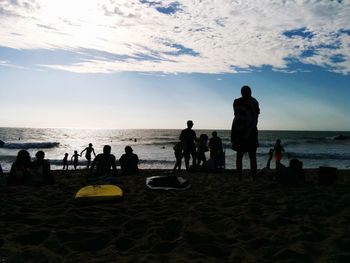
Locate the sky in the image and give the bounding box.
[0,0,350,130]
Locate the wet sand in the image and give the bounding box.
[0,169,349,262]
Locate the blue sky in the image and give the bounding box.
[0,0,350,130]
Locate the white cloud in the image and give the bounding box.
[0,0,349,74]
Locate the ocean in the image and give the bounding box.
[0,127,350,172]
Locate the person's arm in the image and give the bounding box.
[111,156,117,175]
[80,148,86,155]
[179,130,184,141]
[244,99,259,139]
[118,156,124,170]
[92,148,96,157]
[90,156,97,176]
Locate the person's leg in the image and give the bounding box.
[248,149,257,180]
[236,151,244,180]
[191,150,196,166]
[184,153,190,170]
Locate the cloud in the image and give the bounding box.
[0,0,349,74]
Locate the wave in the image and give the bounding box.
[286,152,350,160]
[140,141,179,146]
[329,135,350,141]
[1,142,60,149]
[139,159,174,164]
[46,158,174,166]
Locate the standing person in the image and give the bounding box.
[231,85,260,181]
[90,145,117,177]
[71,151,81,170]
[81,143,96,169]
[119,146,139,175]
[173,141,183,172]
[209,131,224,169]
[179,120,197,170]
[197,134,209,166]
[273,139,285,169]
[62,153,69,170]
[266,148,274,169]
[0,163,3,177]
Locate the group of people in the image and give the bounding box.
[7,150,54,186]
[3,144,139,186]
[61,143,139,175]
[174,121,225,172]
[2,84,301,185]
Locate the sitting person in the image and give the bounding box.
[8,150,32,186]
[119,146,139,175]
[208,131,224,170]
[31,151,54,185]
[90,145,117,178]
[276,158,305,185]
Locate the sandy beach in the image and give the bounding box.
[0,169,349,262]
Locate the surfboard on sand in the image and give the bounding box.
[75,185,123,201]
[146,175,191,191]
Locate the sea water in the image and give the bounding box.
[0,127,350,172]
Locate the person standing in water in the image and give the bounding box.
[71,151,81,170]
[63,153,69,170]
[231,85,260,181]
[273,139,285,169]
[81,143,96,169]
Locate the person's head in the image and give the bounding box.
[16,150,31,165]
[187,120,193,129]
[74,150,78,154]
[212,131,218,137]
[65,153,68,157]
[89,143,93,147]
[241,85,252,98]
[125,146,133,154]
[35,151,45,161]
[200,134,208,141]
[276,139,281,145]
[103,145,111,154]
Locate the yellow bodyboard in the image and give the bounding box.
[75,185,123,200]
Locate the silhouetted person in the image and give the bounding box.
[179,120,197,170]
[63,153,69,170]
[81,143,96,169]
[266,148,274,169]
[119,146,139,175]
[209,131,224,169]
[71,150,80,170]
[274,139,285,169]
[173,141,183,171]
[231,85,260,180]
[276,159,304,185]
[8,150,32,186]
[197,134,209,166]
[32,151,54,185]
[90,145,117,177]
